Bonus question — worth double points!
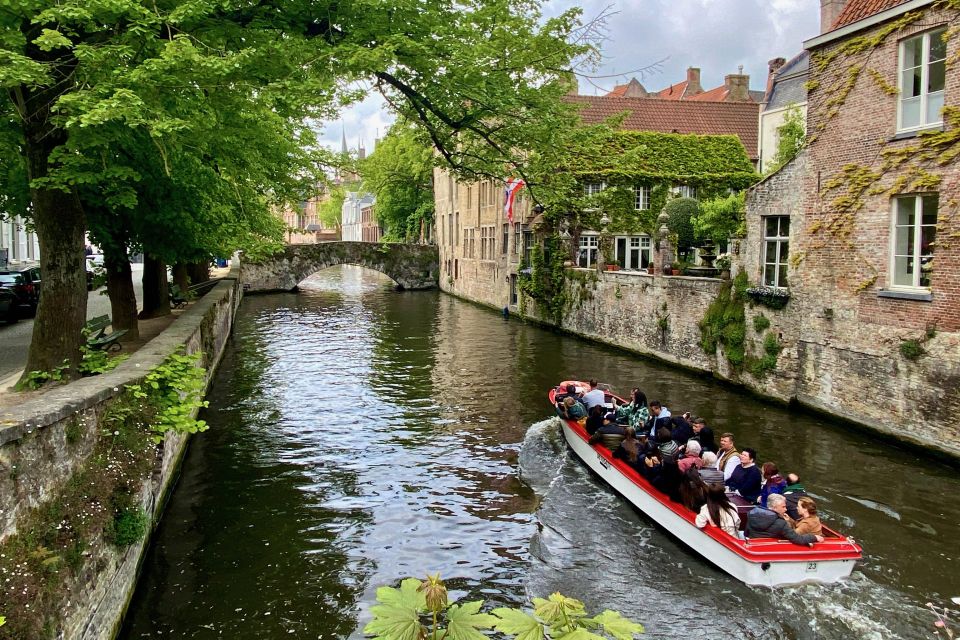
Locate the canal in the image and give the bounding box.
[121,266,956,639]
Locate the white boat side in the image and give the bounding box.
[556,416,861,588]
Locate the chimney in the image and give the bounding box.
[765,57,787,101]
[820,0,848,34]
[686,67,703,96]
[724,67,750,102]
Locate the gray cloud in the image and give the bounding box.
[317,0,820,153]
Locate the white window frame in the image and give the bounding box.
[897,28,946,133]
[583,182,606,197]
[889,194,937,291]
[614,235,651,270]
[672,184,697,200]
[578,234,599,268]
[633,185,651,211]
[762,216,790,289]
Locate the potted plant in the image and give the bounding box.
[646,264,656,275]
[715,253,732,279]
[670,262,681,276]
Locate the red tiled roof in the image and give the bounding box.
[688,86,730,102]
[565,95,760,159]
[831,0,911,30]
[608,84,629,97]
[657,80,689,100]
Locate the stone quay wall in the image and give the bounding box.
[0,269,243,639]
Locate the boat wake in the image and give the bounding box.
[517,415,931,639]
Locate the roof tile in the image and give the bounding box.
[831,0,911,30]
[565,95,760,159]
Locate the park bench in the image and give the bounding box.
[169,284,188,309]
[84,314,128,352]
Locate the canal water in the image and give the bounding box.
[121,266,956,639]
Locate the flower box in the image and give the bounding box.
[746,286,790,309]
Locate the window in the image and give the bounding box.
[615,235,651,270]
[509,275,518,305]
[523,229,533,265]
[898,29,946,131]
[480,226,496,260]
[455,212,459,246]
[502,223,509,254]
[583,182,605,197]
[891,194,937,289]
[578,234,599,268]
[633,185,651,211]
[673,185,697,200]
[762,216,790,288]
[514,222,522,255]
[479,226,486,259]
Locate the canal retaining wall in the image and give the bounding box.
[442,265,960,460]
[0,270,243,639]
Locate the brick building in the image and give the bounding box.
[743,0,960,450]
[277,190,340,244]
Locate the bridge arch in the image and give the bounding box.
[240,242,440,292]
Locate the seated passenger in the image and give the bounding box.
[580,379,607,411]
[677,440,703,473]
[653,456,683,503]
[555,383,579,403]
[560,396,587,421]
[783,473,808,520]
[758,462,787,507]
[588,419,626,450]
[726,448,762,502]
[715,432,741,482]
[695,483,741,537]
[791,497,823,536]
[690,417,717,453]
[669,415,693,445]
[655,427,679,459]
[615,388,650,430]
[745,494,824,546]
[643,401,672,437]
[640,450,663,484]
[613,427,645,473]
[585,404,606,435]
[697,452,725,485]
[679,466,708,513]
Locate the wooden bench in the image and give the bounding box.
[84,314,128,352]
[169,285,188,309]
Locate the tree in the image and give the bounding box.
[319,185,347,235]
[768,105,805,173]
[1,0,589,378]
[360,123,434,242]
[665,197,699,257]
[694,191,746,244]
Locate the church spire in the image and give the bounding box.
[341,126,348,155]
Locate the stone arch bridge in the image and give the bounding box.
[240,242,440,292]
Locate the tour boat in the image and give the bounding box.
[549,381,863,587]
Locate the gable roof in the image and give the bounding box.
[831,0,911,29]
[565,95,760,160]
[656,80,690,100]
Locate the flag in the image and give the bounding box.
[503,178,525,223]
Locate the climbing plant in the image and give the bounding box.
[518,238,571,324]
[766,105,805,174]
[699,273,749,366]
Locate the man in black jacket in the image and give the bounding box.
[690,417,717,452]
[746,494,824,546]
[783,473,808,520]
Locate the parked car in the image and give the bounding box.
[0,287,18,324]
[0,266,41,315]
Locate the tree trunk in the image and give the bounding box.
[171,262,190,292]
[139,254,170,319]
[104,246,139,342]
[187,261,210,285]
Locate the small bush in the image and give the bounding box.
[753,314,770,333]
[111,507,148,547]
[900,339,924,360]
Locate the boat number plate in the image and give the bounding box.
[596,453,610,469]
[806,562,817,572]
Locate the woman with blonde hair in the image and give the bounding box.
[791,497,823,536]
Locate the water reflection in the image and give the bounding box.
[122,266,957,640]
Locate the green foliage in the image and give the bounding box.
[767,105,805,173]
[110,506,148,548]
[64,419,84,445]
[517,238,570,324]
[694,192,746,243]
[127,350,209,443]
[747,332,782,378]
[364,575,643,640]
[753,314,771,333]
[361,123,435,242]
[699,273,749,367]
[15,362,69,390]
[319,185,348,232]
[77,345,128,376]
[900,339,925,360]
[664,197,699,255]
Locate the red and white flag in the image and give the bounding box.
[503,178,525,223]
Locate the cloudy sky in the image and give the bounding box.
[319,0,821,154]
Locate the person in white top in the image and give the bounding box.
[715,432,742,482]
[580,379,607,411]
[695,484,742,538]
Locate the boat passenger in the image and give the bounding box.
[791,497,823,536]
[555,383,580,403]
[697,452,725,485]
[588,420,626,450]
[679,466,708,513]
[585,404,606,435]
[653,456,683,503]
[690,417,717,452]
[613,427,645,473]
[560,396,587,421]
[640,450,663,484]
[655,427,679,459]
[669,415,694,445]
[643,401,672,437]
[695,483,741,537]
[745,494,824,546]
[581,379,607,411]
[677,440,703,472]
[783,473,808,520]
[726,448,762,503]
[758,462,787,507]
[615,388,650,430]
[715,432,741,482]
